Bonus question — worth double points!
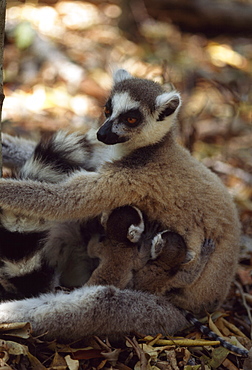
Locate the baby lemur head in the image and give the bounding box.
[102,205,187,269]
[101,205,145,244]
[97,69,181,153]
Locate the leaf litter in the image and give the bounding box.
[0,309,251,369]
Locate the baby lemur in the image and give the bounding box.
[87,205,188,289]
[0,70,242,346]
[88,205,248,357]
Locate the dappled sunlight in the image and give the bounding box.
[207,42,249,70]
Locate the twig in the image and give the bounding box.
[126,336,149,370]
[234,281,252,339]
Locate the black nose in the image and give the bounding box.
[97,131,120,145]
[96,130,107,143]
[97,122,121,145]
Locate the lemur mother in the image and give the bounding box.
[0,70,240,341]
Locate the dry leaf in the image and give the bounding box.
[204,347,229,368]
[165,349,179,370]
[221,318,248,338]
[49,351,67,369]
[0,340,28,356]
[0,322,31,339]
[222,357,239,370]
[134,359,152,370]
[27,352,47,370]
[64,355,79,370]
[101,348,121,365]
[243,348,252,370]
[208,314,223,337]
[71,348,103,360]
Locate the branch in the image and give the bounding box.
[0,0,6,178]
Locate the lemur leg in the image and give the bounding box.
[0,285,188,341]
[87,240,150,288]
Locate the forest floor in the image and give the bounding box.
[1,1,252,369]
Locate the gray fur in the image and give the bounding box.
[0,285,188,341]
[2,133,36,169]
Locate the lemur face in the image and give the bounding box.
[97,69,181,148]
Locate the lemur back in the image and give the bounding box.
[0,70,243,350]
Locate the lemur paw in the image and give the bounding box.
[150,231,168,259]
[201,238,215,257]
[127,224,144,243]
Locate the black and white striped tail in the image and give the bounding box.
[183,310,249,357]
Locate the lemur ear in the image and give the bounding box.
[156,92,181,121]
[113,69,133,84]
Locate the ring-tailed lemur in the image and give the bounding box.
[0,70,243,350]
[88,205,248,357]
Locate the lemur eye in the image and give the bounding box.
[104,107,112,117]
[120,109,142,127]
[127,117,137,125]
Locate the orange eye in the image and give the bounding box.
[104,107,111,116]
[127,117,137,124]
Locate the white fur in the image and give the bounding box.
[111,92,140,123]
[21,159,70,183]
[127,206,145,243]
[53,131,88,164]
[113,69,132,84]
[155,91,181,110]
[85,129,114,168]
[151,233,165,259]
[2,252,43,278]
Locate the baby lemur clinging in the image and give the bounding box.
[88,205,248,357]
[87,205,188,289]
[0,69,241,344]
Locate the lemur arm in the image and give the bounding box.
[2,133,36,169]
[0,168,142,221]
[0,285,188,341]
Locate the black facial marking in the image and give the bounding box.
[157,97,180,122]
[104,99,112,118]
[118,109,143,127]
